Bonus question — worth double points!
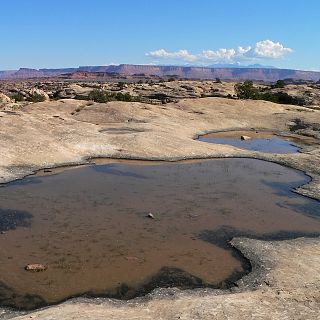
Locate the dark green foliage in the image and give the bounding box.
[215,77,222,83]
[10,93,25,102]
[148,93,168,103]
[234,81,259,99]
[87,89,142,103]
[235,81,306,106]
[87,90,109,103]
[270,92,306,105]
[117,82,125,90]
[271,80,286,89]
[26,93,46,103]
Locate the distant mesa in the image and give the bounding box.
[0,64,319,81]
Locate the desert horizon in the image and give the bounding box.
[1,1,320,319]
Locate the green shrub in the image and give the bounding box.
[87,89,141,103]
[117,81,125,90]
[26,93,46,102]
[11,93,25,102]
[88,90,110,103]
[234,81,259,99]
[271,80,286,89]
[234,81,306,106]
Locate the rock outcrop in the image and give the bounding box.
[0,92,11,104]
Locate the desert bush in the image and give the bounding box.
[271,80,286,89]
[11,93,25,102]
[88,90,109,103]
[235,81,306,106]
[87,89,141,103]
[26,93,46,102]
[117,82,126,90]
[234,81,259,99]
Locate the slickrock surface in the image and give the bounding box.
[0,95,319,319]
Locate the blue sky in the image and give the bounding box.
[1,0,319,70]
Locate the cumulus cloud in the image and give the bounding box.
[145,40,292,65]
[145,49,197,62]
[254,40,293,58]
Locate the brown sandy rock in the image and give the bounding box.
[25,263,47,272]
[0,92,11,104]
[29,88,50,101]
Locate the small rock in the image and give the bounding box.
[240,135,251,140]
[25,264,47,272]
[147,213,154,219]
[125,256,140,261]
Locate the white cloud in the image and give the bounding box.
[145,40,292,65]
[237,46,252,54]
[201,48,236,61]
[145,49,197,62]
[254,40,293,58]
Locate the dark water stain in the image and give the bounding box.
[0,158,319,310]
[99,127,146,134]
[0,282,46,311]
[199,226,320,250]
[261,178,309,198]
[4,177,43,187]
[276,201,320,219]
[289,118,320,133]
[0,209,32,232]
[0,265,250,311]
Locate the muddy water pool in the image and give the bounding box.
[0,158,319,309]
[198,130,313,153]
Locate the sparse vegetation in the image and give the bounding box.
[86,89,142,103]
[235,80,306,106]
[271,80,286,89]
[10,93,25,102]
[167,75,178,82]
[235,81,259,99]
[117,82,126,90]
[26,93,46,102]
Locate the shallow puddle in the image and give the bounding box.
[0,158,320,309]
[198,131,305,153]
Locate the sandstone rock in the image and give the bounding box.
[29,88,50,101]
[25,263,47,272]
[0,92,11,103]
[240,135,251,140]
[54,89,76,99]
